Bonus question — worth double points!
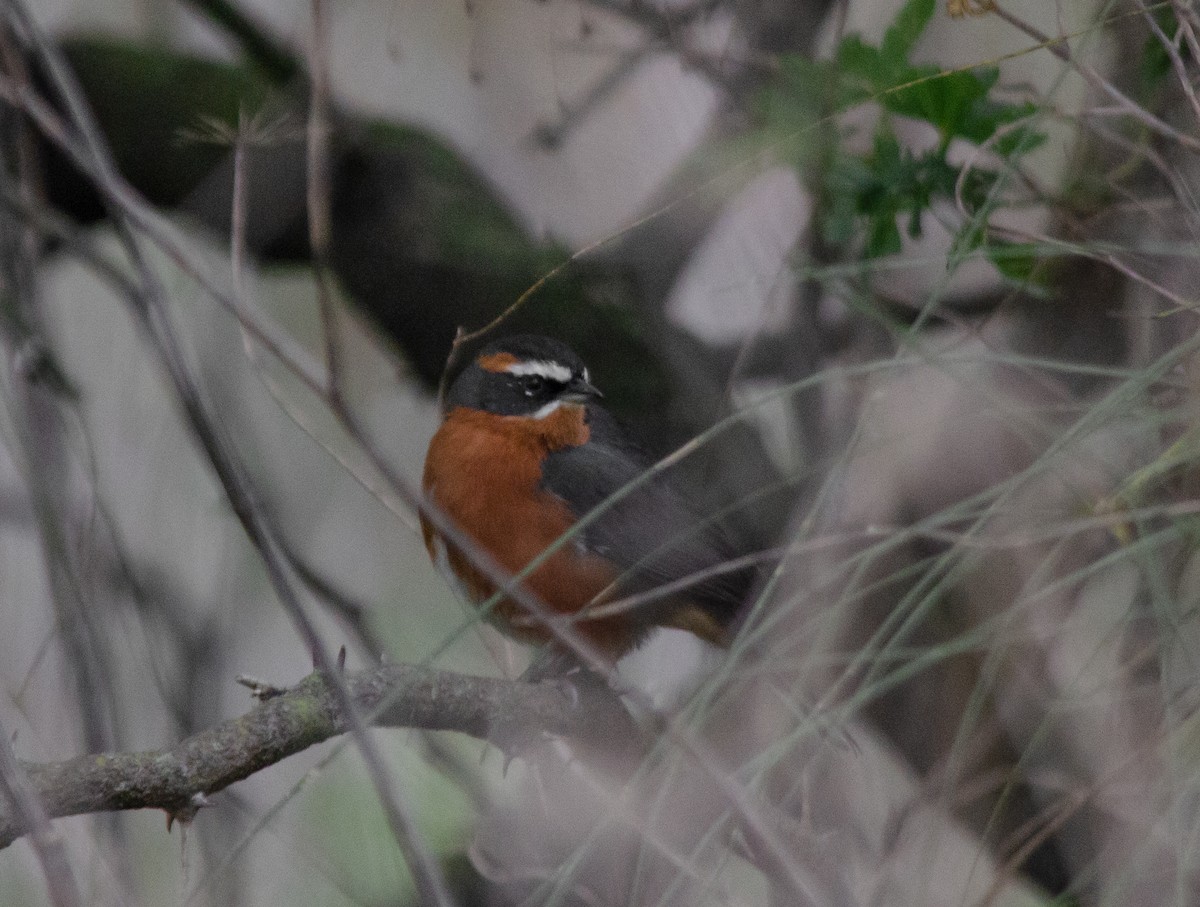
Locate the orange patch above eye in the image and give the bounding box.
[478,352,519,372]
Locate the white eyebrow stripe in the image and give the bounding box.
[505,360,573,383]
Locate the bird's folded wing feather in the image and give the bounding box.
[539,437,748,626]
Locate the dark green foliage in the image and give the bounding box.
[58,37,276,210]
[758,0,1046,279]
[1136,3,1186,100]
[983,241,1047,285]
[328,121,664,417]
[44,38,666,419]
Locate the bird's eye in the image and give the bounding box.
[521,375,546,396]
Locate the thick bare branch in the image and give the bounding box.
[0,664,638,851]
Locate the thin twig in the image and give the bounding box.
[1135,0,1200,130]
[986,221,1198,314]
[0,72,327,396]
[991,1,1200,153]
[278,539,389,660]
[300,2,450,901]
[3,7,454,905]
[1173,1,1200,70]
[532,47,650,149]
[0,723,83,907]
[308,0,342,403]
[177,0,303,85]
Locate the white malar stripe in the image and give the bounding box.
[505,360,572,383]
[531,399,563,419]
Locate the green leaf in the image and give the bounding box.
[890,69,997,140]
[1137,4,1184,97]
[993,121,1046,157]
[866,213,904,257]
[759,56,846,126]
[822,192,859,246]
[880,0,937,67]
[986,242,1044,282]
[765,0,1047,268]
[837,35,881,80]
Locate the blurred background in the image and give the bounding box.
[2,0,1200,904]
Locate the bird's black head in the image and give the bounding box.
[446,335,603,417]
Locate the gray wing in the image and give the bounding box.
[540,437,748,630]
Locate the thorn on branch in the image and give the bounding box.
[236,674,288,700]
[0,664,644,851]
[165,792,212,832]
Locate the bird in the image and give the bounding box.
[421,334,749,668]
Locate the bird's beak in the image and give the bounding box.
[561,374,603,403]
